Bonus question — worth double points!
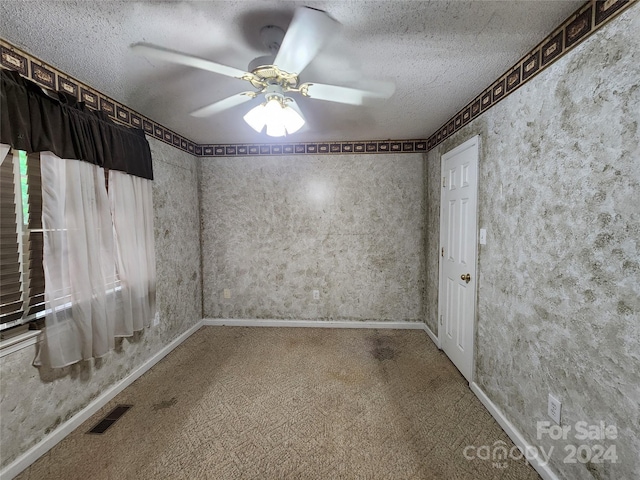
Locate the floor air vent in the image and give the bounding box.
[87,405,132,434]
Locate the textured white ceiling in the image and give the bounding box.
[1,0,582,144]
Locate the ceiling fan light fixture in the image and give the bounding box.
[243,95,305,137]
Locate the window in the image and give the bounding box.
[0,149,111,337]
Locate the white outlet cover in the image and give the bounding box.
[312,289,320,300]
[548,393,562,424]
[479,228,487,245]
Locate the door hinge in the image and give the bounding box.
[442,176,446,188]
[441,247,444,257]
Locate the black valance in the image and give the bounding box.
[1,69,153,180]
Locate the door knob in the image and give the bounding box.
[461,273,471,283]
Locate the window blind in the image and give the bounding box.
[0,150,46,330]
[0,150,23,326]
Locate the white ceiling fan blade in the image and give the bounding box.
[301,82,394,106]
[131,43,254,80]
[190,92,256,118]
[274,7,340,75]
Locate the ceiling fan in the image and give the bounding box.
[131,6,394,137]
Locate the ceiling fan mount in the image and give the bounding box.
[258,24,286,53]
[131,6,395,135]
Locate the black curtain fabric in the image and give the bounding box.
[1,69,153,180]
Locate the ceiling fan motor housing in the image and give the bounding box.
[248,54,277,73]
[248,64,299,90]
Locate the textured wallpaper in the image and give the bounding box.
[426,4,639,479]
[0,137,202,469]
[200,153,425,323]
[151,138,202,330]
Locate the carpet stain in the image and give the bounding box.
[371,346,396,361]
[369,335,397,361]
[152,397,177,411]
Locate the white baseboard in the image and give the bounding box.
[1,320,204,480]
[470,382,559,480]
[203,318,427,330]
[421,323,440,348]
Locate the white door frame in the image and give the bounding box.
[437,135,480,383]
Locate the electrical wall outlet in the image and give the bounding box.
[312,289,320,300]
[152,312,160,327]
[223,288,231,299]
[548,393,562,424]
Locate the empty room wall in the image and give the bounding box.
[200,153,425,323]
[426,4,639,479]
[0,137,202,470]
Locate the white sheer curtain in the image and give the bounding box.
[109,169,156,336]
[34,153,156,368]
[35,152,117,368]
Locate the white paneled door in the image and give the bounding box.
[439,136,479,382]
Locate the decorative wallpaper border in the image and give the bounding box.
[0,39,424,158]
[426,0,638,150]
[197,140,426,156]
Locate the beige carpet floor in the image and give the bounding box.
[16,327,540,479]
